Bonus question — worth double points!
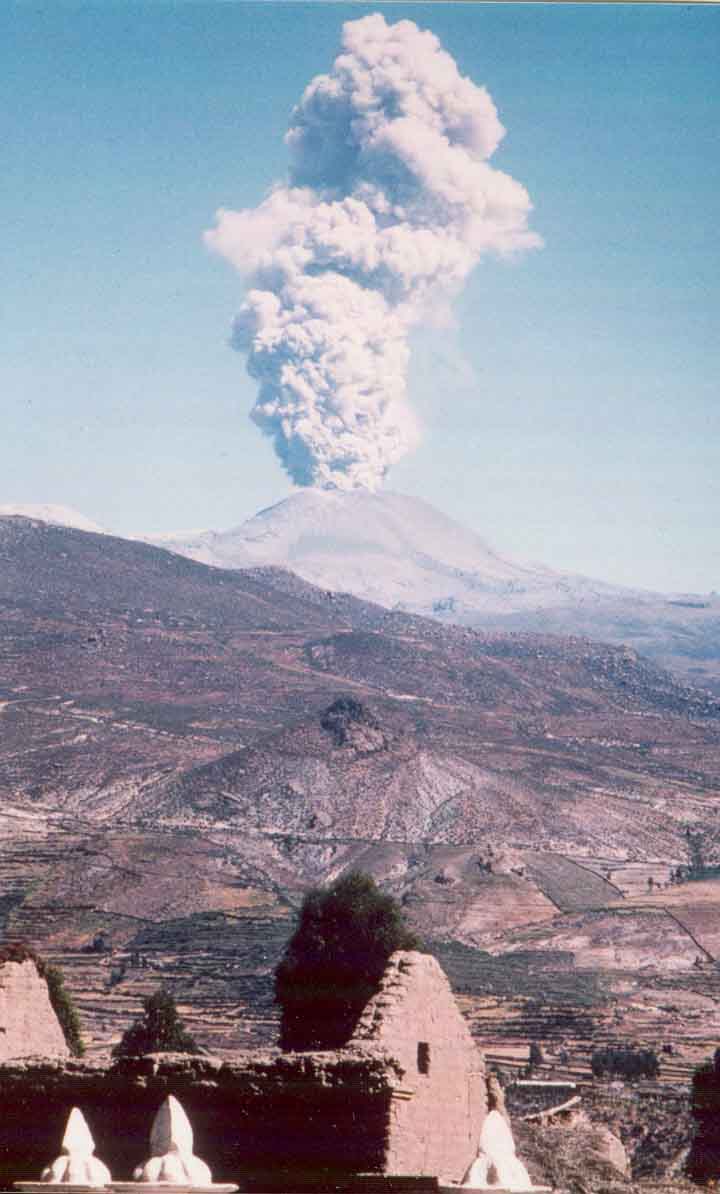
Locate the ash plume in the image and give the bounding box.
[205,13,541,491]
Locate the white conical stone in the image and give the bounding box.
[40,1108,111,1186]
[462,1153,490,1187]
[479,1112,534,1189]
[61,1109,95,1159]
[150,1096,194,1158]
[134,1096,212,1186]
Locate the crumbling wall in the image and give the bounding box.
[0,1052,392,1188]
[0,960,68,1062]
[351,951,487,1182]
[0,952,488,1187]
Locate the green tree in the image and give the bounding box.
[274,870,420,1051]
[112,988,200,1058]
[591,1044,659,1081]
[0,943,85,1057]
[41,962,85,1057]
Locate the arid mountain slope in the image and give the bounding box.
[1,513,720,1071]
[153,489,720,693]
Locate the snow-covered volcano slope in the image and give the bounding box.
[153,489,625,612]
[153,489,720,691]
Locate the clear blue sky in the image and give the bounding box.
[2,2,718,592]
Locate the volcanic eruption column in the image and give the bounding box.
[205,13,541,491]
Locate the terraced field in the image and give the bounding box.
[1,516,720,1088]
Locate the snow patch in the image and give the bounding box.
[0,504,106,534]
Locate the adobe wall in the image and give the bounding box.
[0,960,69,1062]
[0,952,487,1186]
[0,1052,393,1188]
[351,952,487,1183]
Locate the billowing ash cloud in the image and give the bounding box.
[205,13,541,491]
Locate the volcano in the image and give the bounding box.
[152,489,564,607]
[153,489,720,693]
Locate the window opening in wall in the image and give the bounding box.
[417,1041,430,1075]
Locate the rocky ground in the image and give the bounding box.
[0,515,719,1189]
[508,1077,695,1188]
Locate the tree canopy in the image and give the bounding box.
[112,988,200,1058]
[591,1045,659,1081]
[274,870,420,1051]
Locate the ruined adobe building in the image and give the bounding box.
[0,957,69,1062]
[0,952,491,1187]
[350,951,487,1179]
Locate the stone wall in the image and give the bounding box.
[0,959,68,1062]
[351,952,487,1182]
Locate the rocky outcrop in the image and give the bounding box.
[0,958,69,1062]
[585,1121,630,1178]
[511,1080,693,1187]
[515,1116,630,1192]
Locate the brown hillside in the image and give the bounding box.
[1,514,719,1076]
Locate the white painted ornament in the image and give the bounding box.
[459,1110,550,1192]
[105,1095,236,1193]
[133,1097,211,1186]
[14,1107,111,1191]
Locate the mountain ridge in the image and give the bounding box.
[146,489,720,695]
[0,504,106,534]
[2,510,720,1072]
